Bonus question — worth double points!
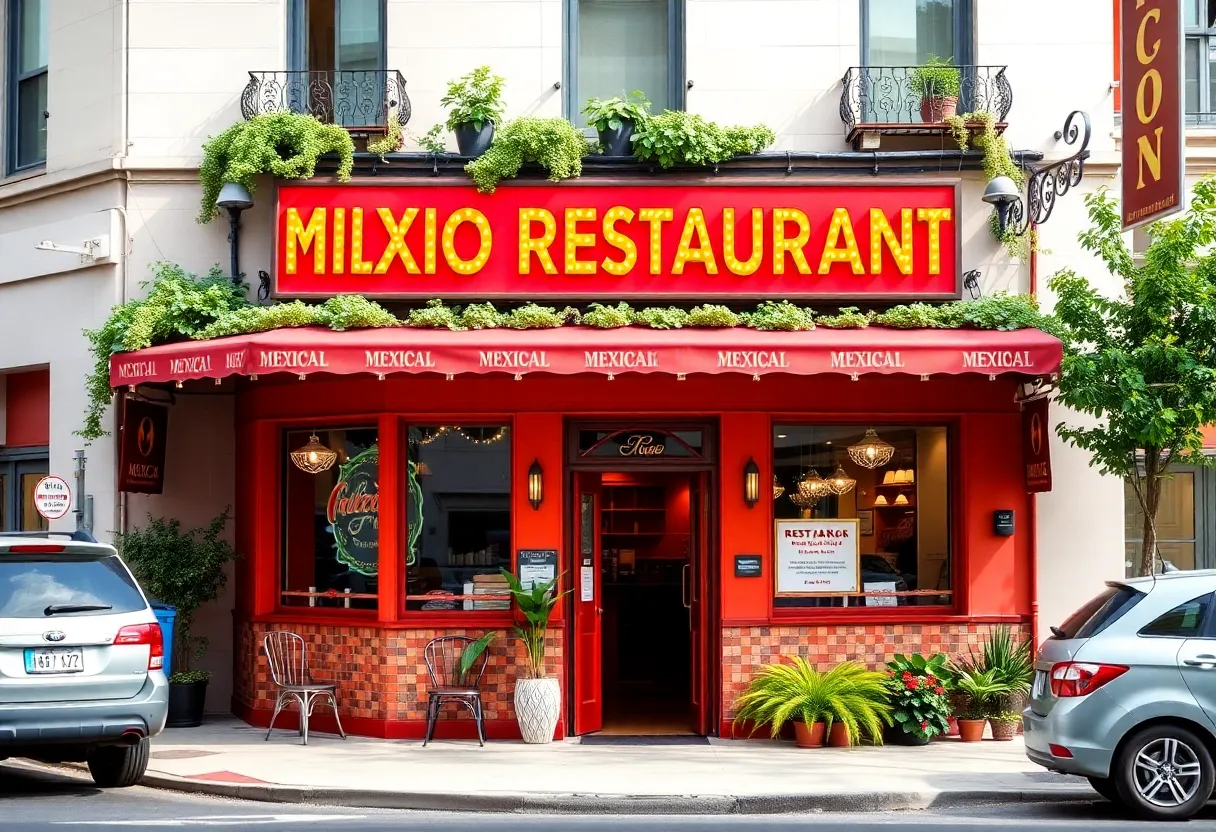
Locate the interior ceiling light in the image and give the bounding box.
[290,434,337,474]
[772,475,785,500]
[828,465,857,496]
[847,428,895,470]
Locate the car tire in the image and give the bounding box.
[1087,776,1123,804]
[1113,725,1215,821]
[86,738,150,788]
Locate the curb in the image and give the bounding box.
[125,769,1098,814]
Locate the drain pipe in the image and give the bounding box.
[1028,224,1040,648]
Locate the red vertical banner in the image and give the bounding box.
[118,399,169,494]
[1023,397,1052,493]
[1120,0,1184,230]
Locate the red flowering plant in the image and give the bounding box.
[884,653,952,742]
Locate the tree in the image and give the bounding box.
[1049,179,1216,576]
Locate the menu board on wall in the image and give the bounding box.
[774,519,861,596]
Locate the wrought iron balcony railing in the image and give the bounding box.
[840,65,1012,140]
[240,69,411,132]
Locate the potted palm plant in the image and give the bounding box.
[501,569,566,744]
[582,91,651,156]
[441,66,506,157]
[951,668,1009,742]
[117,510,237,728]
[955,626,1034,737]
[910,55,961,123]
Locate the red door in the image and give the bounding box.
[573,473,603,735]
[689,473,712,735]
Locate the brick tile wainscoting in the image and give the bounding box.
[719,623,1031,735]
[233,620,565,740]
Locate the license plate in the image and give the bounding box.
[1032,670,1047,698]
[24,648,85,674]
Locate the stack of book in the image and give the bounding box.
[463,573,511,611]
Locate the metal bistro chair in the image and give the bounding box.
[422,635,490,747]
[263,631,347,746]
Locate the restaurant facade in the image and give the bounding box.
[107,176,1063,740]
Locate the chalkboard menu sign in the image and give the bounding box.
[734,554,763,578]
[517,549,558,590]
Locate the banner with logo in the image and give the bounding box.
[326,446,379,576]
[118,399,169,494]
[1022,396,1053,493]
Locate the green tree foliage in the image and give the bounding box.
[1049,180,1216,576]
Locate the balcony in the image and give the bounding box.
[240,70,411,134]
[839,65,1012,149]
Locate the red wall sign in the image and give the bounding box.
[274,182,961,301]
[1022,396,1052,493]
[1120,0,1184,230]
[119,399,169,494]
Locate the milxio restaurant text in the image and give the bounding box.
[274,183,961,300]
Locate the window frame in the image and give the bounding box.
[859,0,975,68]
[1124,463,1214,573]
[286,0,389,74]
[1185,0,1216,123]
[0,446,48,533]
[768,418,960,621]
[562,0,686,123]
[6,0,49,175]
[1138,592,1212,639]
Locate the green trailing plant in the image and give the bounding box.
[944,110,1029,257]
[415,124,449,155]
[500,570,567,678]
[366,115,405,160]
[321,295,398,330]
[408,298,462,330]
[634,306,689,329]
[582,302,635,328]
[116,510,237,684]
[459,632,497,682]
[816,306,871,329]
[742,300,815,331]
[582,90,652,132]
[685,304,741,327]
[873,302,963,329]
[195,300,326,339]
[197,112,354,223]
[460,302,505,329]
[465,116,592,193]
[885,655,952,741]
[503,302,578,329]
[442,66,506,132]
[910,55,961,100]
[732,658,891,745]
[631,110,775,168]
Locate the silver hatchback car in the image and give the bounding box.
[1024,570,1216,820]
[0,531,168,787]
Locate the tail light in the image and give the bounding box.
[114,623,164,671]
[7,545,65,553]
[1049,661,1128,697]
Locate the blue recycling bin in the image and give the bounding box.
[151,603,176,678]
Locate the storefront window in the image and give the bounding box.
[773,425,951,609]
[1125,473,1198,576]
[405,426,512,612]
[281,427,379,611]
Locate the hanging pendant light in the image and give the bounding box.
[415,461,433,477]
[772,475,785,500]
[847,428,895,469]
[290,434,337,474]
[788,488,822,509]
[827,464,857,496]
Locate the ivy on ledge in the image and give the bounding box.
[80,262,1063,441]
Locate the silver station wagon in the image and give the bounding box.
[0,531,168,787]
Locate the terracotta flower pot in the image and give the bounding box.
[794,721,826,748]
[957,718,987,742]
[919,96,958,124]
[828,722,852,748]
[989,719,1018,742]
[944,716,959,737]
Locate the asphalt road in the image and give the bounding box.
[4,762,1216,831]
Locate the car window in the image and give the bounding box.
[1139,594,1211,638]
[0,556,146,618]
[1055,585,1145,640]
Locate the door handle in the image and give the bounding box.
[681,564,691,610]
[1184,654,1216,667]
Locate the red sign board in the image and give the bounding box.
[274,183,961,301]
[119,399,169,494]
[1120,0,1184,230]
[1022,396,1052,493]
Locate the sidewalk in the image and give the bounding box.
[118,718,1099,814]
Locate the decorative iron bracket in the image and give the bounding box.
[1003,110,1091,236]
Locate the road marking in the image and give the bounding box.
[54,816,366,827]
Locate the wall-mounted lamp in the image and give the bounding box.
[217,182,255,288]
[743,457,761,508]
[527,459,544,510]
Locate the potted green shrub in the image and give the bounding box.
[951,668,1009,742]
[989,711,1022,741]
[117,510,237,728]
[884,653,951,746]
[441,66,506,157]
[954,626,1034,732]
[910,56,961,123]
[501,569,567,743]
[582,90,651,156]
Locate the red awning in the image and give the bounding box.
[108,325,1062,388]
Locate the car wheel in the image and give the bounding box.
[1087,776,1123,804]
[1114,725,1215,821]
[86,738,150,788]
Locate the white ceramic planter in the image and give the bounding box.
[514,677,560,744]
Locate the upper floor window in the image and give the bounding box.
[1185,1,1216,123]
[567,0,684,123]
[862,0,973,67]
[7,0,48,173]
[287,0,387,128]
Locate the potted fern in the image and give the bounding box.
[501,569,566,743]
[117,510,237,728]
[441,66,506,157]
[910,56,961,123]
[582,91,651,156]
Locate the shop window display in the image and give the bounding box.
[772,425,951,609]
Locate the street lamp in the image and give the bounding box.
[217,182,254,288]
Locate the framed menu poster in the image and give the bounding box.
[774,519,861,596]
